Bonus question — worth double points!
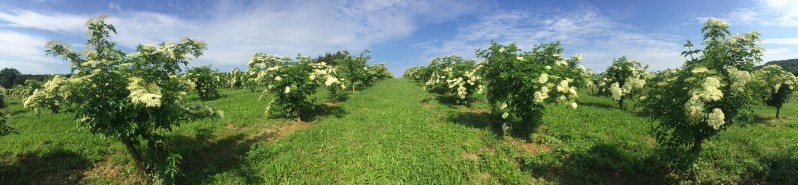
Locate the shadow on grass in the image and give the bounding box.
[521,143,671,184]
[449,111,536,139]
[265,103,347,122]
[303,103,347,122]
[434,95,460,108]
[328,93,349,103]
[743,148,798,184]
[172,128,267,184]
[761,153,798,184]
[0,149,92,184]
[561,143,670,184]
[751,115,775,125]
[9,109,27,115]
[578,101,620,110]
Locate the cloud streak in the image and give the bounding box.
[0,31,67,74]
[699,0,798,27]
[415,6,685,72]
[0,0,481,74]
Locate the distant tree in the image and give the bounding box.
[0,68,21,88]
[601,56,650,110]
[754,65,798,118]
[337,50,370,92]
[0,86,13,136]
[314,50,351,67]
[185,65,222,101]
[756,58,798,76]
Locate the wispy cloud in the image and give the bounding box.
[699,0,798,27]
[416,6,685,72]
[763,37,798,45]
[0,0,481,73]
[762,48,798,62]
[0,31,67,74]
[0,9,87,34]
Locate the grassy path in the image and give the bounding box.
[222,78,504,184]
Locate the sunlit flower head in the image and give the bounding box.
[707,108,725,130]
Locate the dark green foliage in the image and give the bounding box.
[186,65,222,101]
[0,68,21,88]
[28,15,221,184]
[642,18,762,180]
[756,58,798,76]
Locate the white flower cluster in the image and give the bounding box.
[424,72,446,89]
[24,75,70,109]
[535,72,578,109]
[610,82,623,100]
[500,103,509,119]
[247,53,290,69]
[726,67,751,93]
[705,17,729,27]
[756,65,798,93]
[310,62,346,89]
[127,77,163,107]
[707,108,725,130]
[685,75,726,129]
[601,59,649,102]
[445,69,481,100]
[533,86,549,103]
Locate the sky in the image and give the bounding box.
[1,0,797,75]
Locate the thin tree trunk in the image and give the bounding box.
[689,137,704,182]
[690,137,703,157]
[122,137,149,180]
[297,113,302,123]
[618,97,625,110]
[352,82,356,92]
[776,107,781,118]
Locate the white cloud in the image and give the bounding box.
[416,6,685,72]
[108,2,123,12]
[762,37,798,45]
[0,0,481,73]
[0,31,66,74]
[762,48,798,62]
[701,0,798,26]
[0,9,88,34]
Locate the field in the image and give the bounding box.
[1,78,797,184]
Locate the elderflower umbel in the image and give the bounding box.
[557,80,570,93]
[534,86,550,103]
[284,86,291,94]
[701,77,723,101]
[692,67,708,74]
[501,112,509,119]
[570,102,578,109]
[685,96,705,122]
[707,108,725,129]
[727,67,751,93]
[538,73,549,84]
[610,82,623,100]
[127,77,163,107]
[325,77,339,86]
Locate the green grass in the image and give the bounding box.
[1,78,796,184]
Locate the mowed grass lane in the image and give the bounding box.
[231,78,513,184]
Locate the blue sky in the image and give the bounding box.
[1,0,797,75]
